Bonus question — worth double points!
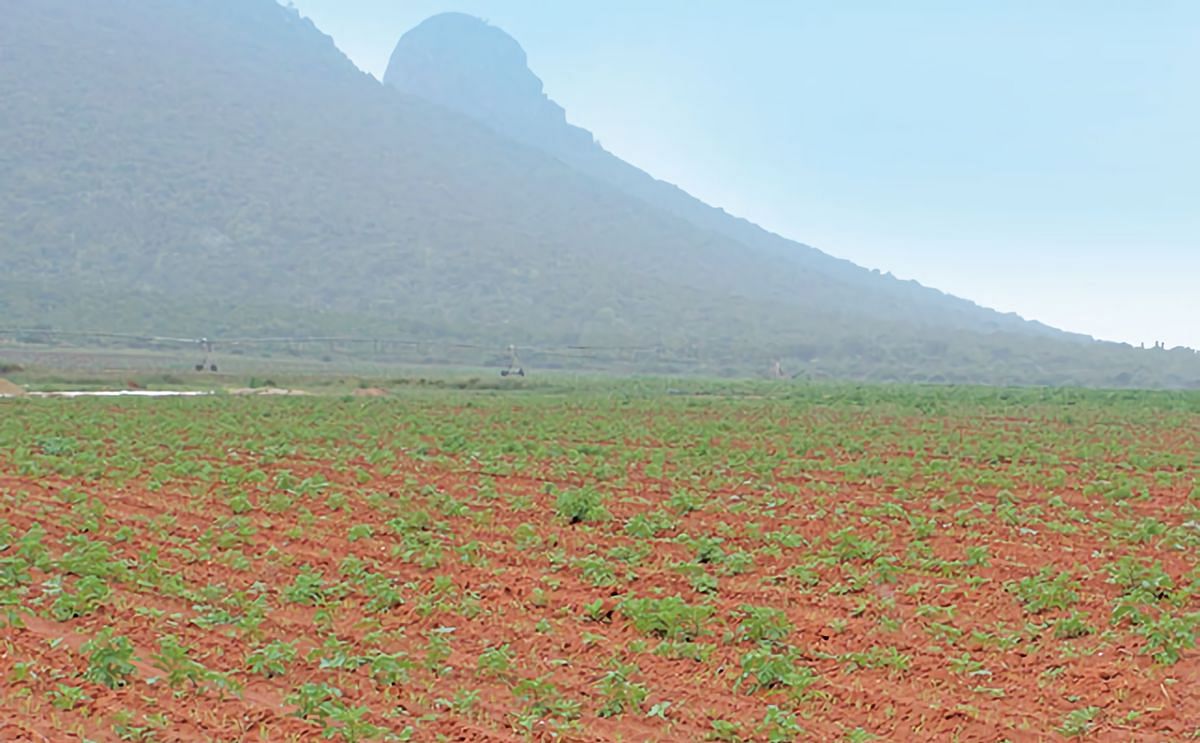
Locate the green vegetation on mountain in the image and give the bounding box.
[0,0,1196,386]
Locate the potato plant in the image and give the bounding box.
[0,382,1197,739]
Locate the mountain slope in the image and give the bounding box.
[0,1,797,339]
[0,0,1195,386]
[383,13,1077,340]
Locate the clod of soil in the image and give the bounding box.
[352,387,388,397]
[0,378,25,397]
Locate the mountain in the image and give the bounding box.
[384,13,1073,340]
[0,0,1195,386]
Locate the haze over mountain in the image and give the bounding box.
[385,13,1076,339]
[0,0,1196,386]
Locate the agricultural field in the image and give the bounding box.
[0,382,1198,741]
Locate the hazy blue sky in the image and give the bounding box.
[289,1,1199,348]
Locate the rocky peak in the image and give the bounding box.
[384,13,593,154]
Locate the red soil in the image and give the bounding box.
[0,411,1197,741]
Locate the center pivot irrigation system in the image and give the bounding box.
[0,328,725,377]
[195,338,218,372]
[500,345,524,377]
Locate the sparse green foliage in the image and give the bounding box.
[0,381,1196,742]
[50,575,111,620]
[151,635,207,688]
[619,596,714,641]
[81,629,137,689]
[1008,568,1080,614]
[555,487,610,524]
[1058,706,1101,737]
[596,662,648,717]
[246,640,297,678]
